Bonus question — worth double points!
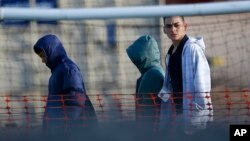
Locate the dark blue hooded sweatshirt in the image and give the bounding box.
[33,34,96,127]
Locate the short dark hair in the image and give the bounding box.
[162,16,185,23]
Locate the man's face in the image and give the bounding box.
[163,16,187,42]
[37,50,47,64]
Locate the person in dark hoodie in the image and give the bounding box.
[126,35,164,127]
[33,34,96,129]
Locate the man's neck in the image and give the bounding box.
[172,35,186,53]
[172,41,180,54]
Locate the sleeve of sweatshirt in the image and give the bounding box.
[63,67,85,93]
[192,44,211,109]
[138,68,164,98]
[62,66,87,106]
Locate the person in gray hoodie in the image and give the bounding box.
[127,35,164,127]
[158,16,213,134]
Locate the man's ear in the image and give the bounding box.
[184,23,188,31]
[163,27,167,34]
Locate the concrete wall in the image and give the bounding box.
[1,0,250,126]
